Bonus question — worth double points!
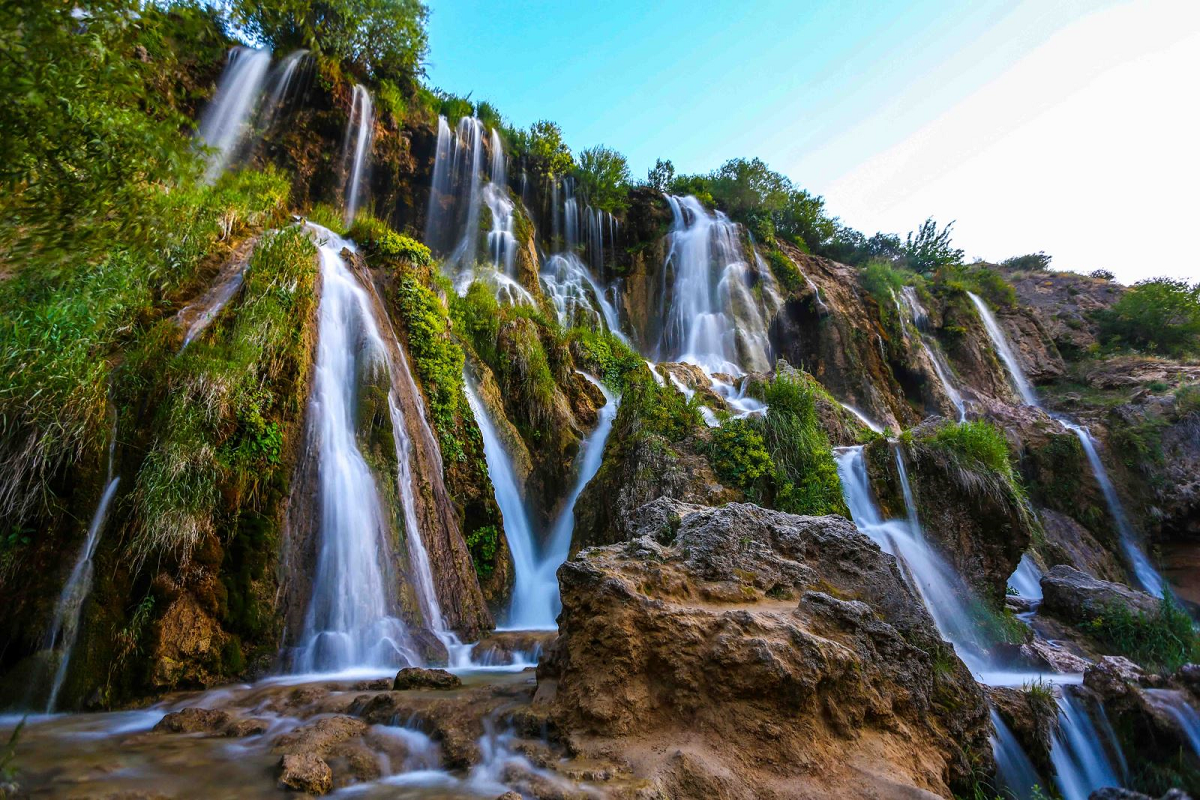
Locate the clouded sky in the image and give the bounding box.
[425,0,1200,283]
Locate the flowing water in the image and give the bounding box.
[1146,689,1200,756]
[292,225,419,673]
[1007,553,1044,603]
[175,248,253,352]
[968,292,1165,595]
[256,49,309,135]
[990,708,1042,798]
[342,84,374,226]
[657,195,775,375]
[900,287,965,420]
[197,47,272,183]
[1050,693,1124,800]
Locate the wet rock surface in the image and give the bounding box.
[393,667,462,690]
[539,501,991,798]
[1040,565,1158,626]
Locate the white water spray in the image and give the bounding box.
[197,47,271,183]
[342,85,374,226]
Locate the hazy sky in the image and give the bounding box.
[425,0,1200,283]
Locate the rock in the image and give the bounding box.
[273,715,369,756]
[278,753,332,795]
[495,793,522,800]
[393,667,462,690]
[471,630,557,666]
[149,592,228,689]
[1083,656,1145,701]
[986,686,1058,777]
[538,501,992,798]
[152,707,230,735]
[1091,789,1192,800]
[224,717,269,737]
[1041,565,1159,627]
[1037,508,1127,583]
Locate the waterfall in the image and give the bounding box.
[45,418,120,712]
[900,287,965,420]
[494,373,618,630]
[1061,422,1164,596]
[990,708,1042,799]
[176,252,251,352]
[657,195,774,376]
[449,117,486,273]
[1050,693,1123,800]
[837,401,885,434]
[968,292,1164,595]
[462,381,543,629]
[1007,553,1044,603]
[1146,689,1200,756]
[424,115,455,249]
[293,225,419,673]
[257,49,309,134]
[197,47,272,183]
[967,291,1039,406]
[342,85,374,226]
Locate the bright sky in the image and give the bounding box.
[425,0,1200,283]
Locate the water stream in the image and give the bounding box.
[1050,693,1124,800]
[342,84,374,225]
[197,47,272,183]
[900,286,966,420]
[292,225,419,673]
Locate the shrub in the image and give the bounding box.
[465,524,499,578]
[1091,268,1115,281]
[646,158,676,192]
[450,281,501,367]
[766,248,804,294]
[708,421,774,493]
[1082,595,1199,672]
[510,120,574,181]
[1001,252,1052,271]
[348,216,432,267]
[1098,278,1200,356]
[905,218,964,274]
[569,328,644,392]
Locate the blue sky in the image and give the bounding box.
[425,1,1200,281]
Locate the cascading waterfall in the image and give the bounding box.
[342,84,374,226]
[968,291,1039,406]
[45,419,120,712]
[293,225,419,673]
[256,49,310,134]
[968,291,1164,595]
[484,128,517,276]
[176,252,252,352]
[1007,553,1044,603]
[197,47,272,183]
[1050,693,1124,800]
[503,373,617,630]
[448,117,485,273]
[1146,689,1200,756]
[424,115,455,249]
[991,708,1042,798]
[900,286,965,420]
[657,195,775,376]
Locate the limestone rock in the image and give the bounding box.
[273,715,369,756]
[539,501,991,798]
[393,667,462,690]
[278,753,332,795]
[152,707,230,735]
[1040,565,1158,626]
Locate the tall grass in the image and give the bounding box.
[0,169,291,525]
[130,225,315,566]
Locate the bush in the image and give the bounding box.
[911,420,1033,525]
[905,218,964,274]
[510,120,574,181]
[1001,252,1052,271]
[570,328,643,392]
[765,248,803,294]
[646,158,675,192]
[709,420,774,491]
[1082,595,1199,672]
[1090,269,1115,281]
[348,215,432,267]
[1098,278,1200,356]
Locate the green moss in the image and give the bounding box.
[1081,595,1200,673]
[348,215,433,268]
[450,281,501,368]
[393,272,467,462]
[465,524,499,578]
[569,327,644,392]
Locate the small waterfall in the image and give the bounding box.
[990,708,1042,799]
[507,373,617,630]
[967,291,1039,406]
[176,251,252,352]
[1050,693,1123,800]
[197,47,272,183]
[257,49,309,134]
[1146,689,1200,756]
[448,117,486,273]
[342,85,374,226]
[900,287,965,420]
[45,419,120,712]
[424,115,455,248]
[1062,422,1164,596]
[293,225,419,673]
[1007,553,1044,603]
[969,292,1164,595]
[837,401,885,434]
[657,195,774,376]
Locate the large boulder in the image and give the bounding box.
[1040,565,1158,627]
[537,502,991,799]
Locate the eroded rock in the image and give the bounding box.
[393,667,462,690]
[278,752,332,795]
[1041,565,1158,627]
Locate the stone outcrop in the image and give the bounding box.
[1040,565,1159,626]
[538,502,991,798]
[392,667,462,690]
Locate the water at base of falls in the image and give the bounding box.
[292,225,419,674]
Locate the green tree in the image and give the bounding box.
[512,119,573,181]
[905,218,964,274]
[646,158,675,192]
[1001,251,1052,271]
[1099,278,1200,356]
[575,145,631,212]
[231,0,428,82]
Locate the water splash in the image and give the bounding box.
[293,225,419,673]
[197,47,272,183]
[342,85,374,226]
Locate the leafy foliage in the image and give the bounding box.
[1001,251,1052,271]
[575,146,631,213]
[348,215,432,266]
[1098,278,1200,356]
[1082,595,1200,673]
[510,120,574,182]
[231,0,428,82]
[569,328,644,393]
[904,218,964,274]
[646,158,676,191]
